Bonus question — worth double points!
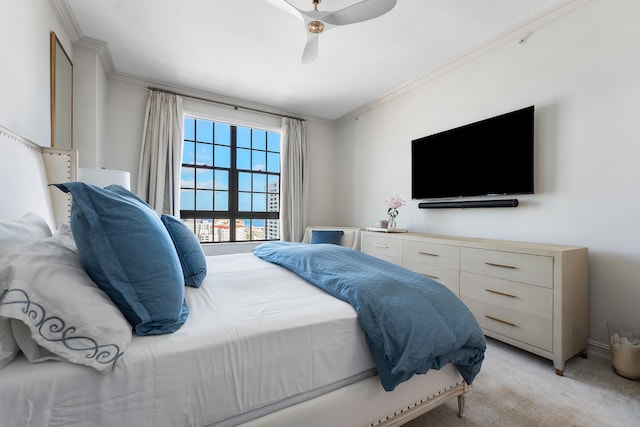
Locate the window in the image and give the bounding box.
[181,116,281,243]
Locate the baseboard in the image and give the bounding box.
[587,339,610,361]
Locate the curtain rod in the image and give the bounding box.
[147,86,305,122]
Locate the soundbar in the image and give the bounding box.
[418,199,519,209]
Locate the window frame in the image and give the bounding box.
[180,115,281,243]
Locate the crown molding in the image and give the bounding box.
[50,0,116,76]
[74,36,116,75]
[336,0,589,125]
[49,0,82,43]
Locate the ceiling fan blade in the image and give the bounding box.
[264,0,304,22]
[323,0,397,26]
[301,34,319,64]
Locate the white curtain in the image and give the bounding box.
[137,90,184,216]
[280,117,308,242]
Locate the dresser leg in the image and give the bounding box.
[555,368,564,376]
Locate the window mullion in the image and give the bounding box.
[229,126,238,242]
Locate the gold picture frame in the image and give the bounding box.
[50,31,73,148]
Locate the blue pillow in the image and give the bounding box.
[104,184,150,205]
[52,182,188,336]
[161,215,207,288]
[105,189,207,287]
[310,230,344,245]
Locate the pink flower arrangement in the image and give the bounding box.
[385,196,406,228]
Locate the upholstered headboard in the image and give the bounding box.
[0,125,77,229]
[302,226,361,250]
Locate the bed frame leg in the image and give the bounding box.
[457,394,466,418]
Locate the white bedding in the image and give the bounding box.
[0,253,375,427]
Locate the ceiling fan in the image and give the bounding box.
[266,0,398,64]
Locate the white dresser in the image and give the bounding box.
[361,231,589,375]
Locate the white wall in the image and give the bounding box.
[335,0,640,346]
[103,78,149,187]
[73,46,109,168]
[0,0,70,146]
[305,118,338,226]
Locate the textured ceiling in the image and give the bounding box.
[63,0,568,120]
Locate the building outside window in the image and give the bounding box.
[180,116,281,243]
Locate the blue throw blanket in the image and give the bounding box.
[253,242,485,391]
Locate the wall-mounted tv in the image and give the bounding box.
[411,106,534,200]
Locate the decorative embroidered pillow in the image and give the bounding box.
[0,212,52,368]
[0,224,132,372]
[52,182,188,336]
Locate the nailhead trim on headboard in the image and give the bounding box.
[42,148,78,226]
[1,125,77,228]
[0,127,40,152]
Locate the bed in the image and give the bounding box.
[0,124,484,427]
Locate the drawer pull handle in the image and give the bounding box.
[485,315,518,328]
[418,251,439,257]
[374,244,389,249]
[423,273,440,280]
[486,289,518,299]
[485,262,518,270]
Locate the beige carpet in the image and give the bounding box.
[404,337,640,427]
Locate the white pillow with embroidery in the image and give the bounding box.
[0,212,52,368]
[0,224,132,372]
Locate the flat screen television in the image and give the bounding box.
[411,106,534,200]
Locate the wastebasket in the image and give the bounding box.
[607,321,640,380]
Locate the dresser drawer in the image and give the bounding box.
[403,260,460,296]
[462,297,553,352]
[460,272,552,319]
[362,234,402,264]
[460,247,553,288]
[402,241,459,269]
